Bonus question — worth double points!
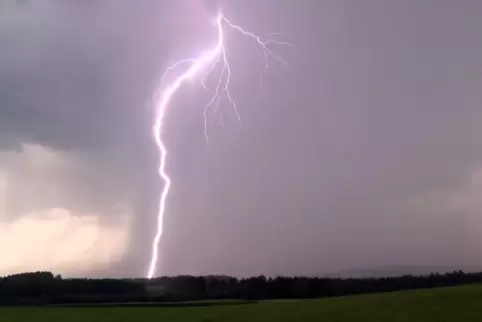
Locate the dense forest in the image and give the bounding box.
[1,270,481,305]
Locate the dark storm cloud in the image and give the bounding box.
[2,0,482,277]
[0,0,180,152]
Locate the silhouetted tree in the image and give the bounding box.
[1,270,482,305]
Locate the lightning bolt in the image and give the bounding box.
[147,10,292,279]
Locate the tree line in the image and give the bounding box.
[0,270,481,305]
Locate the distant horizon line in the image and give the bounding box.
[3,265,480,280]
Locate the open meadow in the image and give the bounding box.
[2,284,482,322]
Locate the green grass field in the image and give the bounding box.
[3,285,482,321]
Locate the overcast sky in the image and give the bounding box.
[1,0,482,278]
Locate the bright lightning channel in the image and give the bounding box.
[147,10,292,279]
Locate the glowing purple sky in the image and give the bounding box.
[1,0,482,277]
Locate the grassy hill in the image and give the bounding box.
[3,284,482,321]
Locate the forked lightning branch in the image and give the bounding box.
[148,9,292,279]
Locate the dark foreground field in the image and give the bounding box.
[3,285,482,321]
